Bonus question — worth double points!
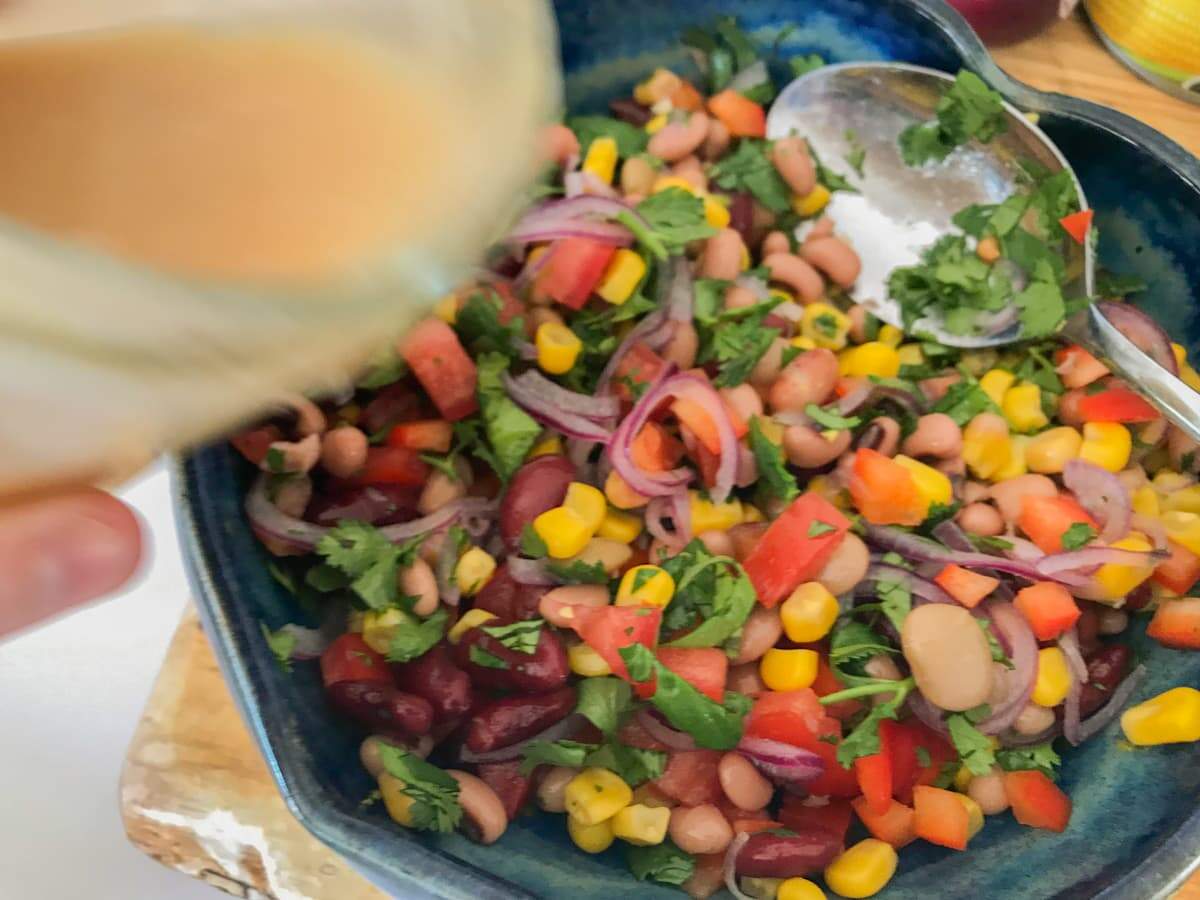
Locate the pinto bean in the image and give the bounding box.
[761,230,791,258]
[749,337,789,390]
[273,475,312,518]
[901,604,994,712]
[538,584,610,628]
[856,417,901,457]
[464,686,576,753]
[446,770,508,844]
[700,228,747,281]
[455,620,569,693]
[398,558,440,617]
[662,322,700,369]
[763,252,824,303]
[768,349,839,412]
[783,425,852,469]
[770,136,817,196]
[724,284,760,311]
[702,117,731,160]
[847,305,869,344]
[902,414,963,459]
[537,766,579,813]
[391,643,475,722]
[957,502,1004,536]
[799,237,861,289]
[648,111,710,162]
[720,384,764,423]
[1080,644,1132,717]
[670,805,734,856]
[732,607,783,665]
[804,216,836,244]
[815,532,869,595]
[499,455,575,549]
[718,753,774,811]
[327,681,434,739]
[1057,388,1087,427]
[697,530,735,558]
[735,830,843,879]
[988,474,1057,524]
[620,155,656,196]
[968,767,1010,815]
[321,427,368,478]
[671,155,708,192]
[1013,702,1055,736]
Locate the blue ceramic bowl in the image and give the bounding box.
[177,1,1200,897]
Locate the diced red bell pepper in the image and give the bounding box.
[934,564,999,609]
[1014,581,1081,641]
[706,89,766,138]
[1147,597,1200,650]
[634,647,727,702]
[854,751,894,817]
[672,396,723,455]
[1055,345,1110,389]
[848,448,925,527]
[653,750,724,806]
[386,419,453,453]
[231,425,283,465]
[1018,494,1098,554]
[741,493,850,606]
[565,604,662,682]
[349,446,430,487]
[613,342,669,405]
[812,656,864,721]
[1059,209,1094,245]
[1077,386,1159,423]
[685,428,721,489]
[852,797,917,849]
[1004,770,1072,832]
[778,796,853,845]
[398,317,479,421]
[631,421,684,472]
[320,634,391,687]
[883,720,955,805]
[913,785,970,850]
[534,237,617,310]
[1153,541,1200,595]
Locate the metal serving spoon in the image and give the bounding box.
[765,62,1200,442]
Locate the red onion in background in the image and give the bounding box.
[946,0,1063,46]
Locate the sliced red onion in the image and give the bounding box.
[1037,545,1163,576]
[507,370,619,421]
[502,372,613,443]
[975,602,1039,734]
[458,714,581,764]
[772,410,813,428]
[277,624,329,660]
[436,535,462,607]
[1096,301,1179,376]
[863,562,956,606]
[1063,459,1132,543]
[564,170,620,199]
[734,273,771,303]
[737,736,824,785]
[508,556,557,586]
[723,833,754,900]
[636,707,696,750]
[1077,664,1147,743]
[508,221,633,246]
[735,443,758,488]
[836,384,875,416]
[932,519,975,552]
[906,693,950,736]
[1133,513,1169,551]
[1059,627,1089,745]
[507,195,642,247]
[594,308,673,395]
[312,486,398,526]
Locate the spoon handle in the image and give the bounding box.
[1064,305,1200,444]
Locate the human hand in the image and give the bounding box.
[0,489,142,639]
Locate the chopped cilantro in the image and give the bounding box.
[565,115,648,158]
[996,742,1062,779]
[971,534,1014,553]
[832,679,913,767]
[520,524,549,559]
[887,234,1014,335]
[260,623,296,673]
[807,142,858,193]
[377,746,462,833]
[899,70,1008,166]
[356,349,408,389]
[263,446,286,473]
[619,189,717,260]
[576,676,632,737]
[468,644,509,670]
[482,619,544,655]
[519,739,597,774]
[388,607,449,663]
[1014,278,1067,339]
[877,579,912,634]
[978,618,1014,669]
[710,139,793,214]
[628,842,696,887]
[805,402,862,431]
[946,710,996,776]
[748,417,799,503]
[932,378,999,426]
[455,289,527,360]
[789,53,826,78]
[420,452,461,481]
[914,746,933,769]
[660,540,757,651]
[315,521,423,611]
[697,300,781,388]
[584,742,668,786]
[475,352,541,480]
[809,520,838,538]
[545,559,609,585]
[1061,522,1098,551]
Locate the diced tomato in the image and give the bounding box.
[812,656,864,721]
[320,634,390,687]
[1004,770,1072,832]
[778,797,853,845]
[349,446,430,486]
[746,689,826,736]
[534,237,617,310]
[852,797,917,848]
[670,78,705,112]
[934,564,999,609]
[1077,386,1159,423]
[855,750,894,817]
[1058,209,1094,245]
[654,750,724,806]
[634,647,727,702]
[884,720,955,805]
[1018,494,1098,554]
[848,448,925,526]
[398,318,479,421]
[566,605,662,682]
[1153,541,1200,595]
[386,419,453,453]
[231,425,283,465]
[1014,581,1081,640]
[671,396,724,455]
[1055,345,1110,389]
[912,785,970,850]
[475,760,534,821]
[685,428,721,489]
[706,89,766,138]
[631,421,684,472]
[487,281,526,326]
[745,691,860,797]
[613,342,669,405]
[742,494,850,606]
[1147,597,1200,649]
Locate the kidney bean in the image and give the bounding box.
[499,455,575,549]
[360,380,427,436]
[474,759,536,822]
[609,97,652,127]
[1080,644,1132,717]
[454,621,569,693]
[390,644,475,723]
[327,680,433,739]
[446,769,509,844]
[473,562,549,621]
[465,686,577,753]
[1076,605,1101,655]
[726,191,756,246]
[763,252,824,303]
[799,237,861,289]
[735,829,842,879]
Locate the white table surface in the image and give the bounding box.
[0,462,218,900]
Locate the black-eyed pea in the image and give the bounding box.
[815,532,869,595]
[697,529,735,557]
[724,284,760,311]
[967,767,1010,815]
[418,460,470,516]
[767,349,840,412]
[1013,702,1056,736]
[957,502,1004,536]
[783,425,852,469]
[671,155,707,192]
[446,769,508,843]
[799,237,861,289]
[902,414,963,459]
[749,337,788,390]
[988,474,1057,524]
[761,230,791,258]
[763,251,824,303]
[720,384,764,422]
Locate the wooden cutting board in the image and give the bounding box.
[120,15,1200,900]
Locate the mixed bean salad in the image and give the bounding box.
[238,19,1200,900]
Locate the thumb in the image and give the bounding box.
[0,488,143,639]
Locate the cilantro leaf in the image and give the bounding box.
[628,842,696,887]
[520,524,549,559]
[809,520,838,537]
[696,295,782,388]
[971,534,1014,553]
[748,417,799,503]
[388,607,448,663]
[844,129,866,177]
[377,746,462,833]
[621,189,716,259]
[468,644,509,670]
[710,139,792,214]
[455,289,526,360]
[932,378,1000,426]
[899,70,1008,166]
[356,348,408,390]
[807,142,858,194]
[475,352,541,480]
[584,742,668,786]
[1095,270,1147,298]
[1061,522,1098,551]
[260,622,296,673]
[545,559,609,585]
[996,742,1062,779]
[566,115,648,158]
[877,579,912,634]
[977,618,1014,669]
[835,680,912,767]
[519,739,597,775]
[576,676,632,737]
[946,711,996,776]
[660,540,757,650]
[1014,278,1066,339]
[315,521,423,611]
[887,234,1014,336]
[805,402,862,431]
[789,54,826,77]
[481,618,543,655]
[829,620,895,678]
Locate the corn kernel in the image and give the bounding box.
[563,482,607,533]
[892,454,953,513]
[644,113,669,134]
[378,773,417,827]
[896,343,924,367]
[534,506,593,559]
[596,248,648,306]
[877,324,904,348]
[635,68,683,106]
[740,243,751,271]
[792,184,831,217]
[742,879,785,899]
[801,302,851,351]
[455,547,497,596]
[536,322,583,375]
[1025,426,1083,474]
[704,195,731,229]
[433,293,459,325]
[568,815,616,854]
[1032,647,1071,707]
[791,335,818,351]
[778,878,827,900]
[1121,687,1200,746]
[690,491,744,533]
[582,136,618,185]
[568,641,614,677]
[953,765,973,793]
[567,537,634,575]
[1001,382,1048,433]
[528,434,564,459]
[616,565,675,608]
[979,369,1016,407]
[1132,484,1161,517]
[959,794,985,840]
[1183,365,1200,393]
[597,508,643,543]
[611,803,671,846]
[742,503,767,523]
[824,839,899,899]
[1079,422,1132,473]
[760,648,819,692]
[754,415,786,447]
[1090,533,1155,603]
[565,768,633,825]
[838,342,901,379]
[781,582,840,642]
[992,435,1029,482]
[961,414,1013,481]
[605,469,649,510]
[1165,510,1200,557]
[362,608,413,655]
[652,175,697,195]
[1165,485,1200,515]
[447,609,496,644]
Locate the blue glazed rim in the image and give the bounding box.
[174,1,1200,897]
